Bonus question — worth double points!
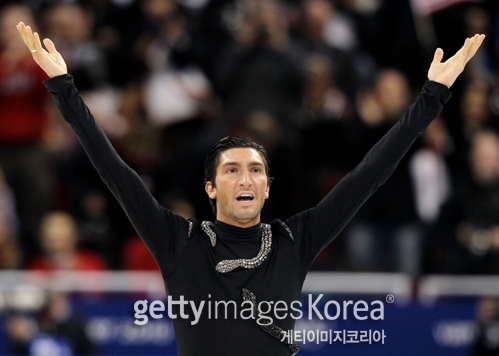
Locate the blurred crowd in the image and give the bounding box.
[0,0,499,277]
[6,292,95,356]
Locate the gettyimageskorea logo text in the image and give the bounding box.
[133,294,387,326]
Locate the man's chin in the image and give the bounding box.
[232,210,260,224]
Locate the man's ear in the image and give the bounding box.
[205,181,217,199]
[265,184,270,199]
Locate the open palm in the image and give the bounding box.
[428,34,485,88]
[17,21,67,78]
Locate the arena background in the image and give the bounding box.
[0,0,499,355]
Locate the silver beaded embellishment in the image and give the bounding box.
[187,221,193,238]
[281,222,294,241]
[242,288,299,356]
[201,221,272,273]
[201,221,217,246]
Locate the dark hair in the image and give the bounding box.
[204,136,273,216]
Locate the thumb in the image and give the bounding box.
[433,48,444,64]
[43,38,58,55]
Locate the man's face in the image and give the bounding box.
[205,148,270,227]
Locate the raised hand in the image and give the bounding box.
[16,22,67,78]
[428,34,485,88]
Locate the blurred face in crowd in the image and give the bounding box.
[40,212,78,254]
[43,292,71,324]
[141,0,177,21]
[461,81,489,128]
[304,55,333,110]
[244,111,279,151]
[237,0,287,49]
[45,3,91,43]
[0,5,34,49]
[374,69,410,120]
[470,131,499,184]
[302,0,332,42]
[205,148,270,228]
[477,297,498,323]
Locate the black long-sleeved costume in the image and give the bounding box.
[44,75,451,355]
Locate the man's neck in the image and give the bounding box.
[215,216,261,228]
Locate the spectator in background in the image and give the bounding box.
[0,166,22,269]
[464,7,494,85]
[140,0,212,128]
[300,54,354,243]
[0,224,22,269]
[296,0,366,98]
[438,130,499,274]
[472,297,499,355]
[37,292,96,356]
[43,2,122,143]
[302,54,351,124]
[0,4,53,255]
[28,211,107,271]
[461,81,495,139]
[215,0,306,131]
[77,191,117,268]
[301,54,352,183]
[347,0,426,85]
[44,2,108,91]
[6,292,96,356]
[409,118,453,272]
[6,313,37,355]
[409,118,453,226]
[346,68,425,275]
[445,80,495,181]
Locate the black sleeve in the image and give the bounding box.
[44,74,188,276]
[284,80,452,273]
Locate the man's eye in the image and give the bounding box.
[252,168,261,173]
[227,168,237,173]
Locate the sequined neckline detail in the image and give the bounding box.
[201,221,272,273]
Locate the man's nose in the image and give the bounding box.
[239,170,252,186]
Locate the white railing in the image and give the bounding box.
[418,275,499,304]
[1,271,498,311]
[0,271,411,293]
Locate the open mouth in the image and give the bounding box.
[236,194,254,202]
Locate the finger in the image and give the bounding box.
[25,25,36,52]
[25,26,40,61]
[433,48,444,64]
[466,34,479,57]
[17,22,31,49]
[34,32,48,56]
[459,38,471,62]
[465,34,485,63]
[43,38,58,55]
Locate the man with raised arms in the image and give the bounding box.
[17,22,483,356]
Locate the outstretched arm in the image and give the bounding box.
[17,23,188,275]
[286,35,485,272]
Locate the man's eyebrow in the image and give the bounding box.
[221,161,241,167]
[220,161,264,167]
